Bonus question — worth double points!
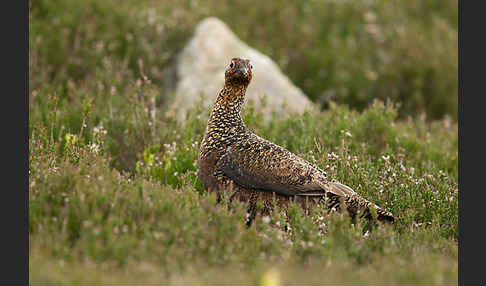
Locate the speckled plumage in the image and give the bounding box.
[198,58,394,225]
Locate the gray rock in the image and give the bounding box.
[164,17,314,120]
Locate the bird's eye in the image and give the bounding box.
[229,62,234,68]
[250,64,253,69]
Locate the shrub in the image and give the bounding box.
[30,0,458,119]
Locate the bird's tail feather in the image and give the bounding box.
[297,181,395,223]
[327,181,357,197]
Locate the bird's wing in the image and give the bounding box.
[215,134,347,196]
[215,134,394,222]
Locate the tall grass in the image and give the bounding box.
[29,88,457,284]
[30,0,457,119]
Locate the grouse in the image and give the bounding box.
[198,58,394,225]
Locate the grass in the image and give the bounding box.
[29,94,458,285]
[29,1,457,285]
[30,0,457,120]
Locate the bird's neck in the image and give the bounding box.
[210,83,248,126]
[201,83,249,154]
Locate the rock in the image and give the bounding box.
[164,17,314,120]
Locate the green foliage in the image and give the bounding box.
[30,0,457,119]
[29,90,457,284]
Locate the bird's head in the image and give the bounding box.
[224,58,253,86]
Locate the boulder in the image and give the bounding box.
[164,17,314,120]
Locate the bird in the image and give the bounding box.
[198,57,394,226]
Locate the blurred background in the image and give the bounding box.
[30,0,458,120]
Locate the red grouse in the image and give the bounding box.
[198,58,394,225]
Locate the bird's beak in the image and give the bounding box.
[237,66,249,77]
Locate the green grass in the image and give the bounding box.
[30,0,457,120]
[29,94,457,285]
[29,1,457,285]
